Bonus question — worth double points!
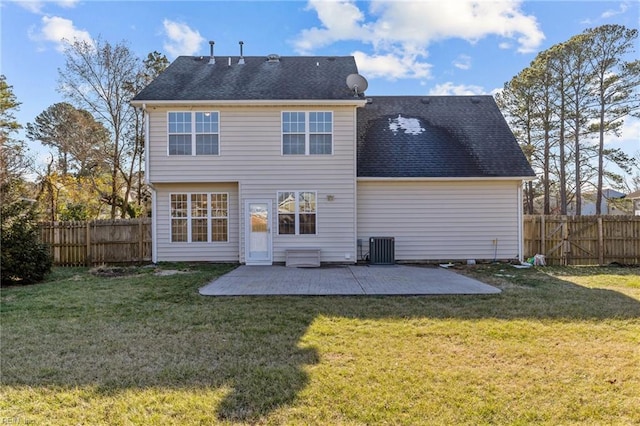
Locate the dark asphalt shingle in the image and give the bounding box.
[134,55,534,179]
[357,96,536,178]
[133,55,360,101]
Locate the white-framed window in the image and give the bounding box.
[168,112,219,155]
[277,191,317,235]
[282,111,332,155]
[170,193,228,242]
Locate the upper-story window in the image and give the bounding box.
[168,112,219,155]
[282,112,332,155]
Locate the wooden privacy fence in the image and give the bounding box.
[39,216,639,267]
[523,215,640,266]
[39,219,152,266]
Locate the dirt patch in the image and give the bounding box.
[154,269,189,276]
[89,266,137,278]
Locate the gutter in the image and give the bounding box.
[130,99,368,107]
[357,176,537,182]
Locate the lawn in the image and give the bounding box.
[1,263,639,425]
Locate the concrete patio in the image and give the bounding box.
[199,264,501,296]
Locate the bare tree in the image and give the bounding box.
[58,37,141,218]
[124,51,169,216]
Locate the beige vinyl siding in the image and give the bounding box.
[146,106,357,182]
[357,180,521,262]
[239,183,356,263]
[147,105,358,263]
[154,183,239,262]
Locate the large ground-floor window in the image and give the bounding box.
[277,191,317,235]
[170,193,228,242]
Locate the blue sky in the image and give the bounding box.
[1,0,639,174]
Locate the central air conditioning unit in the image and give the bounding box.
[369,237,395,265]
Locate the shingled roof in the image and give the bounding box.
[357,96,535,178]
[133,55,360,101]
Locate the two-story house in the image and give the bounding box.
[131,53,535,265]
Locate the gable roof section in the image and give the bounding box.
[133,56,361,101]
[357,96,536,178]
[627,190,640,199]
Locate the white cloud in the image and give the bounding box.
[615,115,640,147]
[293,0,544,81]
[428,82,487,96]
[29,15,93,52]
[56,0,80,7]
[162,19,205,58]
[12,0,79,14]
[352,51,431,80]
[296,0,369,52]
[601,2,629,19]
[453,54,471,70]
[368,0,544,53]
[13,0,45,13]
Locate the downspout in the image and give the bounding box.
[353,105,359,264]
[151,184,157,264]
[143,104,150,185]
[239,181,244,264]
[517,183,523,262]
[142,104,158,264]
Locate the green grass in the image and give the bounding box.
[1,263,639,425]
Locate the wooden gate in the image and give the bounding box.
[523,215,640,266]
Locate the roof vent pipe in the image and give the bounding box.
[208,41,215,64]
[238,41,245,64]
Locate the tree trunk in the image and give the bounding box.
[526,180,534,214]
[110,129,120,220]
[574,101,582,216]
[596,99,605,215]
[543,129,551,215]
[558,76,567,216]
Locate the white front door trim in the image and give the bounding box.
[244,199,273,265]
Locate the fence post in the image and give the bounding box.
[85,221,91,266]
[139,219,144,263]
[598,216,604,265]
[561,217,569,266]
[540,215,546,256]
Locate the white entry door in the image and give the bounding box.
[245,200,272,265]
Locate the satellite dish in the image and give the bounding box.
[346,73,368,97]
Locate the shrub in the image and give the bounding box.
[1,200,52,285]
[59,202,89,221]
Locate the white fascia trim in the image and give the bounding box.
[131,99,368,107]
[357,176,536,182]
